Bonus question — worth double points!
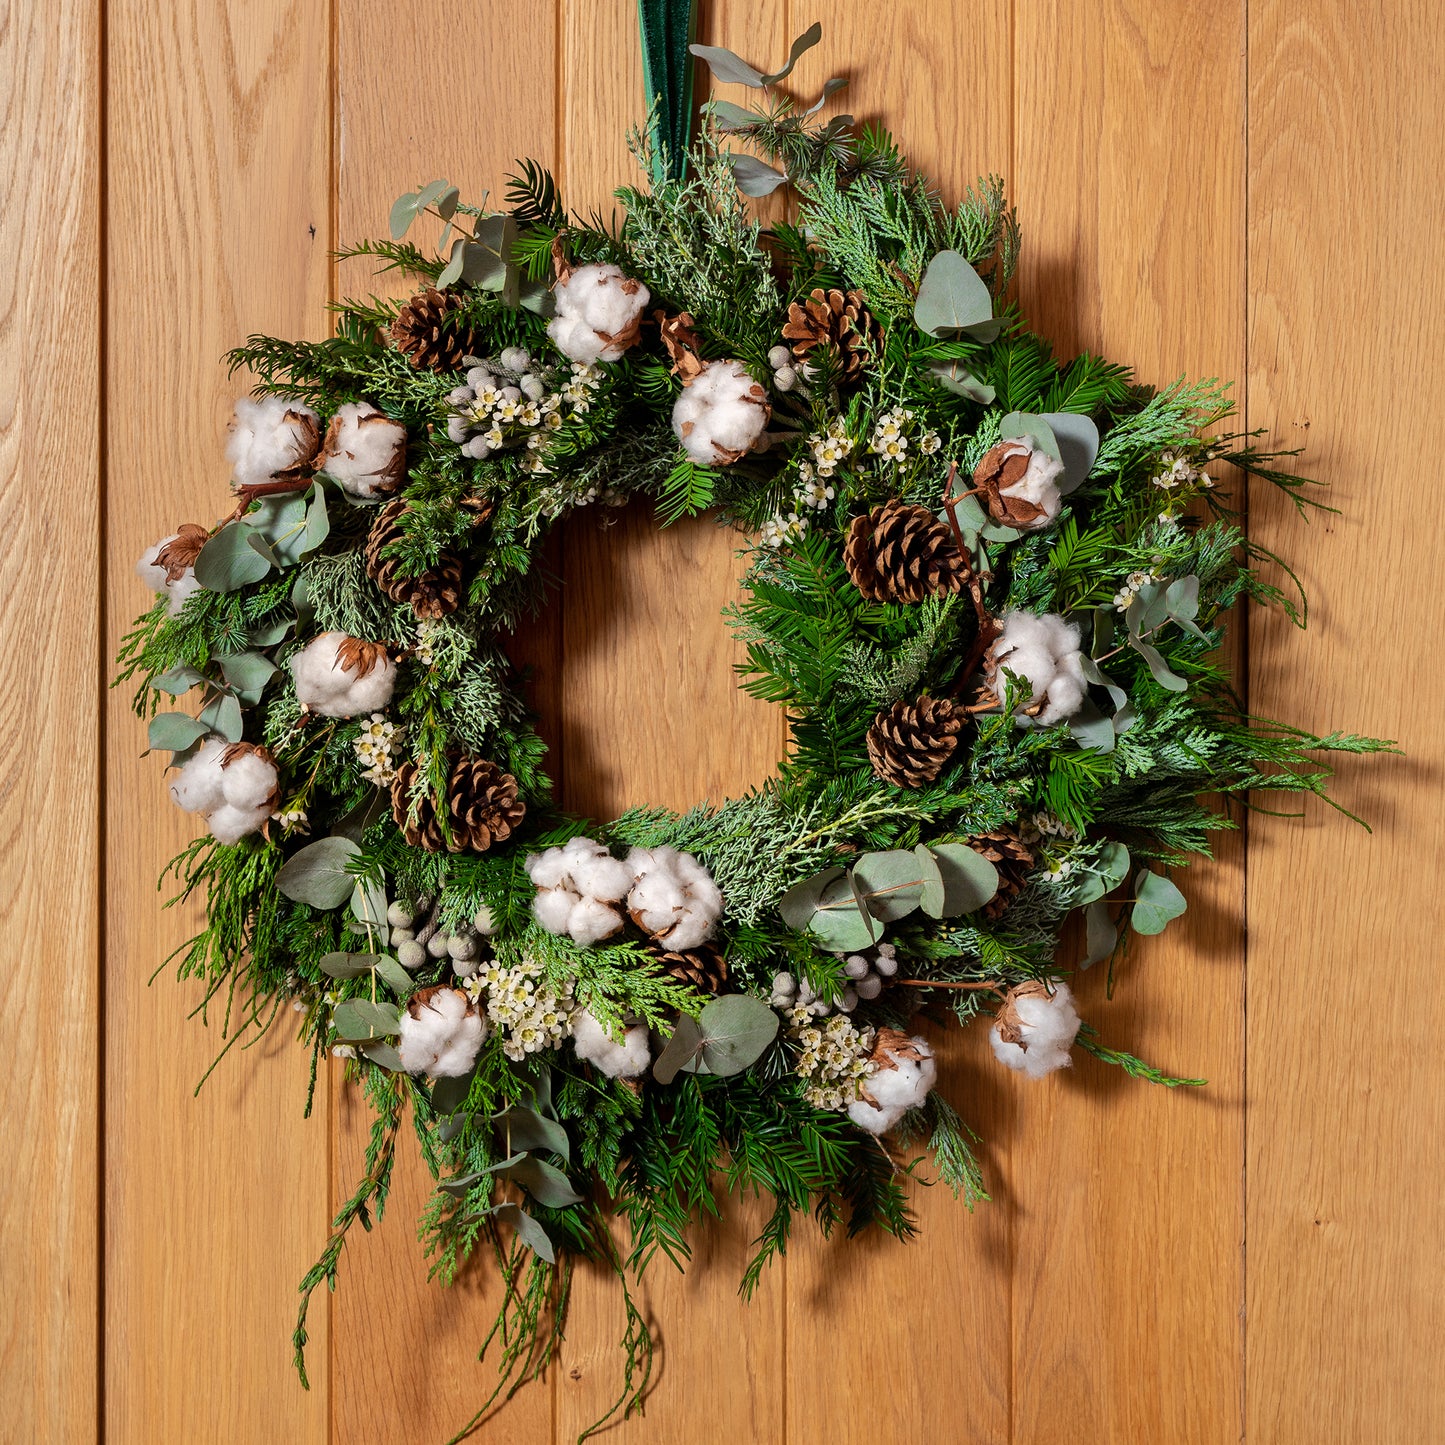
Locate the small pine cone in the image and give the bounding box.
[650,938,729,994]
[844,500,971,604]
[866,696,967,788]
[391,756,524,854]
[967,828,1036,920]
[780,287,880,384]
[389,288,481,373]
[365,499,463,621]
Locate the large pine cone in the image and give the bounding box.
[844,500,971,603]
[781,287,879,384]
[866,696,968,788]
[389,288,481,374]
[391,756,524,853]
[968,828,1036,920]
[649,938,728,994]
[365,499,463,621]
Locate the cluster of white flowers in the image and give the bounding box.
[318,401,407,499]
[757,458,837,550]
[169,738,278,845]
[806,417,855,477]
[988,611,1088,727]
[353,713,401,786]
[226,395,320,486]
[1022,810,1082,844]
[412,618,440,667]
[868,406,941,464]
[396,987,486,1078]
[464,953,575,1063]
[672,359,771,466]
[272,806,309,834]
[528,838,723,951]
[571,1008,651,1079]
[547,263,650,365]
[1151,450,1214,493]
[445,352,602,471]
[290,632,397,718]
[1040,857,1076,884]
[785,1007,878,1112]
[1112,569,1158,612]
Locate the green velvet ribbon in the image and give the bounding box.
[637,0,697,186]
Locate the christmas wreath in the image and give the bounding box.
[118,22,1387,1442]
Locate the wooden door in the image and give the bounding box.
[6,2,1442,1441]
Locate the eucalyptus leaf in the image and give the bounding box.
[496,1104,570,1163]
[430,1068,475,1116]
[1097,841,1132,890]
[437,240,464,289]
[692,995,779,1077]
[388,191,419,240]
[912,845,948,918]
[146,712,209,753]
[1132,870,1187,935]
[653,1014,704,1085]
[491,1202,555,1263]
[1068,699,1117,754]
[926,843,1000,916]
[914,251,998,339]
[301,485,330,555]
[372,955,413,997]
[1130,636,1188,692]
[248,492,310,563]
[194,522,273,592]
[808,872,882,950]
[247,616,293,647]
[414,179,453,212]
[275,835,361,909]
[319,951,384,980]
[688,41,766,87]
[1040,411,1100,493]
[197,692,243,743]
[802,77,848,116]
[218,650,277,704]
[760,21,823,83]
[998,410,1060,460]
[705,99,758,131]
[357,1040,405,1072]
[778,866,844,931]
[331,998,401,1042]
[151,664,205,695]
[436,1168,487,1197]
[350,875,390,946]
[851,849,926,921]
[929,361,996,403]
[1082,899,1118,968]
[728,153,788,197]
[499,1156,584,1208]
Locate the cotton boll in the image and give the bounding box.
[571,1008,651,1078]
[137,524,209,615]
[989,980,1081,1079]
[988,611,1088,727]
[219,747,279,813]
[625,846,723,949]
[317,401,407,499]
[997,437,1065,531]
[567,849,633,903]
[566,895,625,947]
[169,738,229,816]
[226,395,321,487]
[396,987,486,1077]
[671,359,772,466]
[206,801,270,845]
[547,263,650,364]
[532,886,581,935]
[290,632,397,718]
[847,1034,937,1135]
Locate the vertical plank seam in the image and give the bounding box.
[327,1,340,1440]
[97,0,111,1437]
[1006,4,1017,1439]
[553,4,565,1440]
[1239,1,1250,1440]
[779,4,791,1434]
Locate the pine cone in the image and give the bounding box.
[391,756,524,854]
[389,288,481,374]
[967,828,1036,920]
[649,938,728,994]
[844,500,971,603]
[365,499,463,621]
[866,696,968,787]
[781,287,879,384]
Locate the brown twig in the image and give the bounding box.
[220,473,315,526]
[895,978,1006,993]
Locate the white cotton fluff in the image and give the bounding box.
[169,738,277,844]
[547,263,650,364]
[989,981,1081,1079]
[847,1037,937,1135]
[289,632,397,717]
[671,360,771,466]
[997,436,1065,530]
[136,536,204,616]
[527,836,633,946]
[396,988,486,1078]
[317,401,407,498]
[625,846,723,952]
[989,611,1088,727]
[225,395,321,486]
[571,1009,651,1079]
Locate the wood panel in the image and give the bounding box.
[1009,4,1246,1441]
[554,3,791,1439]
[1246,5,1445,1443]
[0,0,101,1440]
[329,4,560,1442]
[103,2,332,1442]
[782,7,1017,1444]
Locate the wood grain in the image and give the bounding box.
[329,5,560,1442]
[782,7,1016,1444]
[1246,5,1445,1442]
[0,0,100,1440]
[102,2,331,1442]
[1009,4,1246,1441]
